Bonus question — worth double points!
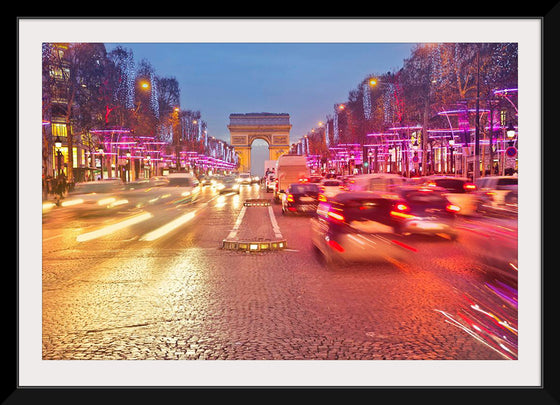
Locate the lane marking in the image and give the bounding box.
[268,206,283,239]
[226,205,247,240]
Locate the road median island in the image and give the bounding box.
[222,199,287,252]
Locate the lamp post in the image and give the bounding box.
[54,135,63,177]
[448,136,455,174]
[146,155,151,178]
[97,147,104,180]
[126,152,131,182]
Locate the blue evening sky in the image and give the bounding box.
[104,42,416,142]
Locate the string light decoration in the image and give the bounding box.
[333,104,340,145]
[362,82,372,120]
[149,72,159,119]
[124,52,135,110]
[429,44,443,85]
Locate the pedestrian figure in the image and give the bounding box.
[54,176,67,206]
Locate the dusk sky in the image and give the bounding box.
[104,42,416,174]
[104,42,416,142]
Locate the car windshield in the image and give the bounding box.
[402,190,448,205]
[497,178,517,186]
[341,198,392,221]
[167,177,194,187]
[433,179,467,193]
[289,184,320,194]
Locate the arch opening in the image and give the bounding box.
[228,113,292,175]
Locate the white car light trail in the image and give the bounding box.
[140,211,197,241]
[61,198,84,207]
[76,212,153,242]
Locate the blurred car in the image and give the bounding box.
[318,178,344,201]
[281,183,321,215]
[215,175,240,194]
[345,173,407,194]
[389,185,459,240]
[238,172,252,185]
[475,175,518,215]
[159,173,201,203]
[265,174,276,193]
[148,176,169,187]
[61,179,129,214]
[124,178,151,190]
[199,175,214,186]
[463,216,518,287]
[309,175,323,183]
[425,176,478,215]
[310,191,413,266]
[251,175,260,184]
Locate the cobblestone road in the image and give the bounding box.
[38,185,517,385]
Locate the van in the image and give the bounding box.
[238,172,252,185]
[274,154,310,202]
[345,173,407,196]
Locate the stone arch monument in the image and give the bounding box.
[228,113,291,173]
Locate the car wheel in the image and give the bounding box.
[322,247,341,270]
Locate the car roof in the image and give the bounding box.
[329,191,385,202]
[352,173,405,179]
[396,185,448,194]
[166,173,194,177]
[427,176,470,181]
[289,182,319,187]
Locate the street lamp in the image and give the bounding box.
[506,122,516,139]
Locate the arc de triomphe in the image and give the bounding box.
[228,113,291,173]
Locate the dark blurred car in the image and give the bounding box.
[390,186,460,240]
[310,191,414,266]
[424,176,478,216]
[281,183,321,215]
[216,175,240,194]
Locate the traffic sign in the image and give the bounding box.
[505,146,517,158]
